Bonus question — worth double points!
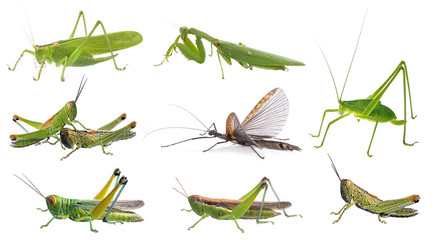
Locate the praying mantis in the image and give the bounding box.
[156,27,304,78]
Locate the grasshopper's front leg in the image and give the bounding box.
[40,217,56,229]
[8,50,35,71]
[331,202,355,224]
[315,112,351,148]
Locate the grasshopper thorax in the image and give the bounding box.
[34,44,54,64]
[46,195,62,217]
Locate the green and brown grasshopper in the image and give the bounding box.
[328,154,419,223]
[59,113,136,160]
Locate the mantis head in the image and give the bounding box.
[179,27,189,42]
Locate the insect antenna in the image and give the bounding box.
[327,154,342,181]
[75,75,88,102]
[143,126,206,139]
[173,178,188,198]
[169,104,208,130]
[339,10,368,101]
[14,174,45,199]
[317,41,339,102]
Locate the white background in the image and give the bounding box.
[0,0,434,239]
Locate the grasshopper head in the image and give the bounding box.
[338,102,346,115]
[188,195,205,216]
[60,128,75,149]
[46,195,62,217]
[66,101,77,121]
[340,179,353,203]
[179,27,189,42]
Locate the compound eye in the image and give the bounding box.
[49,196,56,205]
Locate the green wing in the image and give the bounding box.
[55,31,143,56]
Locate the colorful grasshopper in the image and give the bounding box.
[311,13,417,157]
[156,27,304,78]
[15,168,144,232]
[328,154,419,223]
[8,11,143,81]
[59,113,136,160]
[10,77,87,147]
[174,177,301,233]
[162,88,301,158]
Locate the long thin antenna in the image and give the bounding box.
[14,174,45,199]
[327,154,342,181]
[317,41,339,102]
[75,75,88,102]
[169,104,208,130]
[339,10,368,101]
[24,10,35,46]
[143,126,206,139]
[173,178,188,198]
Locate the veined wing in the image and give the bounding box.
[240,88,289,140]
[77,199,144,211]
[57,31,143,56]
[197,196,290,210]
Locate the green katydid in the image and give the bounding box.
[174,177,301,233]
[156,27,304,79]
[328,154,419,223]
[310,14,417,157]
[10,77,87,147]
[59,113,137,160]
[14,168,144,232]
[8,11,143,81]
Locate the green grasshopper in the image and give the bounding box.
[156,27,304,78]
[310,14,417,157]
[15,168,144,232]
[328,154,419,224]
[174,177,301,233]
[10,77,87,147]
[8,11,143,81]
[59,113,136,160]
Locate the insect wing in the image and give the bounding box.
[77,199,144,211]
[239,88,289,140]
[199,197,290,211]
[226,113,257,146]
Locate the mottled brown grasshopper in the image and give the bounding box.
[328,154,419,223]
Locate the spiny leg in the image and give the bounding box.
[331,203,354,224]
[94,168,121,200]
[33,58,46,81]
[8,50,35,71]
[103,177,128,223]
[188,214,209,230]
[231,215,245,233]
[367,121,378,157]
[377,214,387,224]
[310,109,339,137]
[102,146,113,156]
[400,62,418,146]
[68,20,125,73]
[256,185,274,224]
[60,146,80,160]
[68,11,88,39]
[315,112,351,148]
[266,179,302,218]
